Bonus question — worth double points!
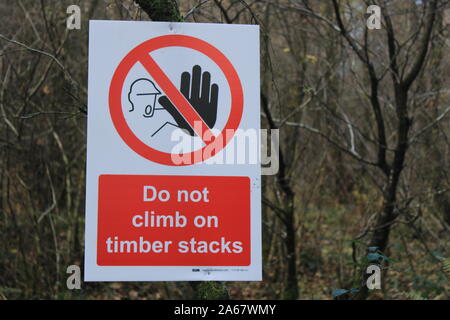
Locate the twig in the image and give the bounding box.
[409,105,450,144]
[0,33,75,85]
[184,0,210,19]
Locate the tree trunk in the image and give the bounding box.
[370,82,411,252]
[355,1,438,299]
[261,91,299,299]
[134,0,182,22]
[134,0,229,300]
[283,194,299,299]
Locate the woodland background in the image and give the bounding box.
[0,0,449,300]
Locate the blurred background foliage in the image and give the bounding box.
[0,0,449,299]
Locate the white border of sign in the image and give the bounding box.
[85,21,261,281]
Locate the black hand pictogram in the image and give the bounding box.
[158,65,219,136]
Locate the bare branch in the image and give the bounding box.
[409,105,450,144]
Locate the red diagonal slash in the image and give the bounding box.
[139,53,215,144]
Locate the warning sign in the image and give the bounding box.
[97,175,250,266]
[85,21,261,281]
[109,34,244,165]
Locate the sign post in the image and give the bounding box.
[85,21,261,281]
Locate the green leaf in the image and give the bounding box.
[367,253,384,261]
[332,289,349,297]
[443,258,450,276]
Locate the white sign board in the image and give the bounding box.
[85,21,261,281]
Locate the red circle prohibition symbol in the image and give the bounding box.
[109,35,244,166]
